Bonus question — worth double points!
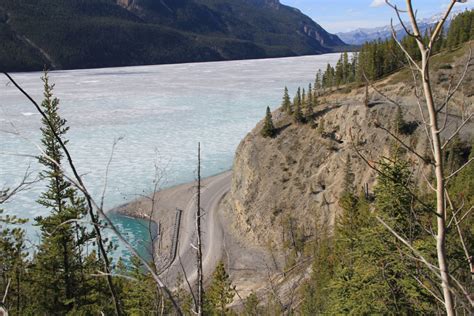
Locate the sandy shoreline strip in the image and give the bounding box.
[111,171,232,267]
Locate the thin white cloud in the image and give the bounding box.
[370,0,386,8]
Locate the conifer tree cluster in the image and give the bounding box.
[281,84,318,124]
[315,10,473,91]
[299,147,473,314]
[446,10,474,48]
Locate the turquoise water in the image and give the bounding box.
[108,213,157,263]
[0,53,340,258]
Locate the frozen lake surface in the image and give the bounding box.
[1,53,340,258]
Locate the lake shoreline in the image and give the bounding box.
[110,170,233,268]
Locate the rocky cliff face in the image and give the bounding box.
[228,53,474,249]
[118,0,346,52]
[229,95,400,248]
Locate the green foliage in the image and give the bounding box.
[174,273,194,315]
[0,0,344,71]
[304,83,314,119]
[243,291,261,316]
[446,10,474,49]
[282,87,292,114]
[27,71,116,314]
[395,105,406,135]
[299,158,462,314]
[300,233,335,315]
[312,10,473,93]
[0,209,28,315]
[121,256,163,315]
[293,88,305,124]
[205,261,235,315]
[261,106,276,138]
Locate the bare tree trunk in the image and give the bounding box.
[196,142,204,316]
[420,49,454,315]
[401,1,457,313]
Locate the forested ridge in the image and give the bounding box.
[0,0,345,72]
[314,9,474,90]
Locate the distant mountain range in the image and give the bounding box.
[0,0,346,72]
[337,9,466,45]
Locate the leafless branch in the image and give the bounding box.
[0,165,37,204]
[437,45,472,114]
[456,206,473,226]
[100,137,123,211]
[428,0,458,50]
[406,61,435,157]
[441,113,474,150]
[445,157,473,181]
[413,275,445,305]
[445,192,473,277]
[91,271,138,282]
[178,254,197,312]
[447,199,466,228]
[374,121,432,164]
[1,278,11,304]
[377,215,473,308]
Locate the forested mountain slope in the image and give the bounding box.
[0,0,346,71]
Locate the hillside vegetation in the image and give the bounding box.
[0,0,345,71]
[226,36,473,314]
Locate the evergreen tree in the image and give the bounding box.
[314,70,322,93]
[293,101,304,124]
[0,209,28,315]
[317,118,325,136]
[282,86,292,113]
[205,261,235,315]
[300,232,335,315]
[30,72,109,314]
[395,105,406,135]
[326,159,435,314]
[121,256,162,315]
[342,51,350,83]
[307,83,313,108]
[305,83,314,119]
[335,54,344,86]
[261,106,276,138]
[243,291,261,316]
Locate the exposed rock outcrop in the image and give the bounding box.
[228,51,474,250]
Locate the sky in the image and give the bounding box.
[281,0,474,33]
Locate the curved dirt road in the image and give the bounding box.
[162,171,232,286]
